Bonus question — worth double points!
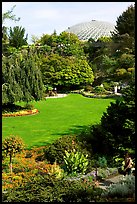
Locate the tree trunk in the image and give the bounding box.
[10,154,12,174]
[95,166,98,180]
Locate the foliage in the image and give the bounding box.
[97,156,107,168]
[2,149,64,191]
[117,53,135,69]
[113,4,135,37]
[103,81,114,91]
[38,31,85,57]
[44,135,92,165]
[23,103,34,110]
[79,81,135,162]
[92,86,106,95]
[40,53,94,91]
[111,4,135,56]
[2,136,24,173]
[2,103,24,114]
[2,173,104,202]
[8,26,28,48]
[92,82,135,157]
[102,175,135,199]
[2,47,44,104]
[84,85,93,92]
[2,5,20,56]
[2,5,20,25]
[63,149,89,175]
[83,4,135,87]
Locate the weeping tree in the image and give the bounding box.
[2,47,44,105]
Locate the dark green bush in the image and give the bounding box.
[2,103,24,113]
[84,85,93,92]
[44,135,92,164]
[103,81,114,92]
[93,86,106,95]
[24,103,34,110]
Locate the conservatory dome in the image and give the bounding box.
[65,20,115,41]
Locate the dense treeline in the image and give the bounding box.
[2,4,135,105]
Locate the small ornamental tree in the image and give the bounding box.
[2,136,25,174]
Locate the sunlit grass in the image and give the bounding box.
[2,94,114,149]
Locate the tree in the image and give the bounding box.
[40,53,94,91]
[2,136,24,174]
[38,31,85,58]
[2,5,20,55]
[2,5,20,25]
[8,26,28,48]
[117,53,135,69]
[111,4,135,55]
[2,47,44,105]
[91,81,135,157]
[113,4,135,37]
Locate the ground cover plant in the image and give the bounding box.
[2,94,114,149]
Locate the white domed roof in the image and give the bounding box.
[65,20,115,41]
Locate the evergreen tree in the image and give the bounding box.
[2,47,44,105]
[90,81,135,157]
[8,26,28,48]
[113,4,135,37]
[111,4,135,55]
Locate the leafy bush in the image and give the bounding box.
[103,81,114,92]
[97,167,118,180]
[97,156,107,168]
[93,86,106,95]
[44,135,92,164]
[84,85,93,92]
[24,103,34,110]
[63,149,89,175]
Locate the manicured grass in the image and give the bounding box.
[2,94,115,149]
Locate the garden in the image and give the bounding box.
[2,4,135,202]
[2,87,135,202]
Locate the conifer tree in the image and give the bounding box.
[2,47,44,105]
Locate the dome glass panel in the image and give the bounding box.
[65,20,115,41]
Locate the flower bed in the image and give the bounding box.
[2,109,39,117]
[81,91,122,99]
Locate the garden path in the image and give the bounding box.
[46,94,68,98]
[97,174,125,190]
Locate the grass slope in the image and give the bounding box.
[2,94,114,149]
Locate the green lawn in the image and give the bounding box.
[2,94,114,149]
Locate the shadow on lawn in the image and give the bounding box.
[51,124,90,137]
[27,125,90,149]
